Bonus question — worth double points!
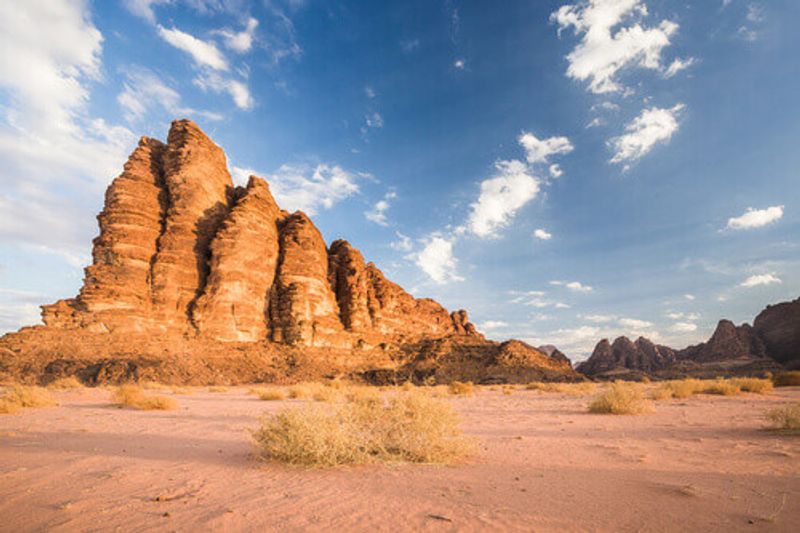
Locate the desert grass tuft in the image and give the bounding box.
[773,371,800,387]
[766,403,800,434]
[47,376,84,390]
[251,390,471,467]
[287,383,315,399]
[701,379,741,396]
[139,381,171,391]
[589,382,653,415]
[0,385,56,414]
[208,386,229,393]
[526,381,597,396]
[651,379,704,400]
[448,381,475,396]
[731,378,773,394]
[258,389,287,401]
[113,385,177,411]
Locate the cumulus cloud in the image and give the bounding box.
[548,164,564,178]
[610,104,684,165]
[479,320,509,331]
[726,205,784,230]
[533,228,552,240]
[619,317,653,329]
[122,0,169,24]
[467,160,540,238]
[215,17,259,53]
[365,191,397,226]
[739,273,781,288]
[158,25,229,71]
[670,322,697,333]
[551,0,678,94]
[684,294,696,300]
[410,235,464,284]
[584,314,615,323]
[666,311,700,320]
[550,280,593,293]
[193,72,253,110]
[454,58,466,69]
[232,164,364,215]
[519,132,574,164]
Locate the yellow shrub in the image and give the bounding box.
[766,403,800,433]
[208,386,229,393]
[731,378,773,394]
[258,390,286,401]
[113,385,177,411]
[251,391,471,466]
[448,381,475,396]
[47,377,84,390]
[702,379,741,396]
[526,381,597,396]
[773,372,800,387]
[589,383,652,415]
[287,384,314,399]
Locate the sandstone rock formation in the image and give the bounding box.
[678,320,767,362]
[4,119,582,385]
[753,297,800,369]
[538,344,572,367]
[576,337,676,376]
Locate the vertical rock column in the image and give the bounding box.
[269,212,346,346]
[193,176,283,341]
[149,120,233,334]
[42,137,167,333]
[328,240,374,331]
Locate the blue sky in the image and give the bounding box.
[0,0,797,360]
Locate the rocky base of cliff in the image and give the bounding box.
[0,327,581,386]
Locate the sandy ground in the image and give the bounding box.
[1,385,798,532]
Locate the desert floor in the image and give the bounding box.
[1,385,798,532]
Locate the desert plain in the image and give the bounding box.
[1,384,798,532]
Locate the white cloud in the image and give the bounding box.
[364,112,383,129]
[400,39,420,53]
[117,66,222,122]
[533,228,552,240]
[157,25,229,71]
[665,311,700,320]
[467,160,540,238]
[550,280,593,292]
[518,132,574,164]
[670,322,697,332]
[619,317,653,329]
[232,164,364,215]
[551,0,678,94]
[410,235,463,284]
[123,0,169,24]
[740,273,781,288]
[548,164,564,178]
[610,104,684,164]
[454,58,466,69]
[479,320,509,330]
[684,293,696,300]
[215,17,259,54]
[390,232,413,252]
[193,72,253,110]
[364,86,376,98]
[663,57,696,78]
[726,205,784,230]
[746,3,764,23]
[584,314,615,323]
[586,117,605,128]
[365,191,397,226]
[0,0,137,261]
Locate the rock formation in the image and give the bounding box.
[537,345,572,367]
[678,320,766,362]
[576,337,676,376]
[753,297,800,369]
[3,119,582,385]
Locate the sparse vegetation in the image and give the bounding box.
[589,382,652,415]
[766,403,800,434]
[287,384,314,399]
[208,386,229,393]
[702,379,741,396]
[773,371,800,387]
[113,385,177,411]
[251,391,471,466]
[526,381,597,396]
[448,381,475,396]
[258,389,286,401]
[731,378,773,394]
[0,385,56,414]
[47,376,84,390]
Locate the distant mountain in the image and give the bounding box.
[577,298,798,379]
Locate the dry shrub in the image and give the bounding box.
[0,397,21,414]
[401,381,415,392]
[526,382,597,396]
[345,386,382,404]
[502,385,515,395]
[259,389,286,401]
[208,386,229,393]
[589,383,652,415]
[1,385,56,414]
[312,387,339,403]
[113,385,177,411]
[731,378,773,394]
[324,378,348,390]
[702,379,741,396]
[47,377,84,390]
[652,379,704,400]
[773,372,800,387]
[251,391,471,466]
[766,403,800,433]
[448,381,475,396]
[287,384,315,399]
[139,381,170,391]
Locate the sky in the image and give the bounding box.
[0,0,798,361]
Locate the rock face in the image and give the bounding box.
[753,297,800,369]
[537,345,572,367]
[678,320,767,362]
[577,337,676,376]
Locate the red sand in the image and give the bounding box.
[1,386,798,532]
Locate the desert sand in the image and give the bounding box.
[1,386,798,532]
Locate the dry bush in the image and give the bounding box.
[773,372,800,387]
[345,386,382,404]
[766,403,800,433]
[401,381,416,392]
[589,383,653,415]
[312,387,340,403]
[139,381,171,391]
[448,381,475,396]
[208,386,229,393]
[1,385,57,414]
[702,379,741,396]
[731,378,773,394]
[652,379,704,400]
[526,382,597,396]
[251,391,471,466]
[113,385,177,411]
[324,378,348,390]
[259,390,286,401]
[0,397,21,414]
[47,377,84,390]
[502,385,515,395]
[287,383,315,399]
